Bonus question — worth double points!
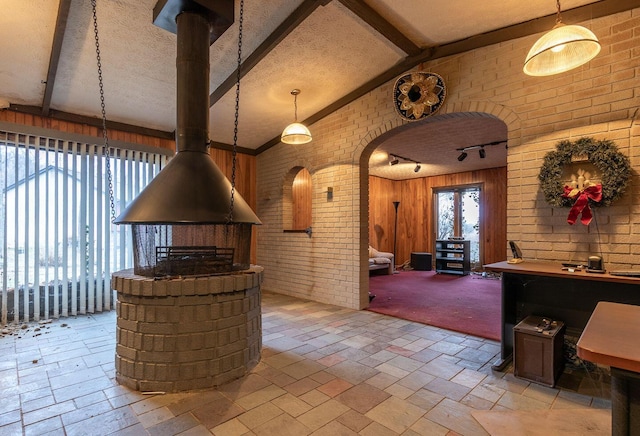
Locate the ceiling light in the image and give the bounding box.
[414,164,421,173]
[457,152,467,162]
[281,89,312,144]
[389,156,399,166]
[479,147,486,158]
[523,1,600,76]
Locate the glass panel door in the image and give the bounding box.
[435,186,481,267]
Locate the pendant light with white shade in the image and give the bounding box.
[523,0,601,77]
[281,89,312,144]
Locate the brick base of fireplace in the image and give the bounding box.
[112,266,263,392]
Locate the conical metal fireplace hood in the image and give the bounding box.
[115,0,260,226]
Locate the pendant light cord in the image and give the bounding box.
[228,0,244,223]
[91,0,116,223]
[555,0,563,24]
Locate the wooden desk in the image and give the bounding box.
[577,302,640,435]
[484,261,640,371]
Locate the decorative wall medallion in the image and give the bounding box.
[538,137,631,225]
[393,72,446,121]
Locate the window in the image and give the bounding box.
[435,185,481,266]
[0,128,168,323]
[283,167,312,231]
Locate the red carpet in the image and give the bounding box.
[367,270,501,341]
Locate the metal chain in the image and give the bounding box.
[555,0,563,24]
[92,0,116,223]
[227,0,244,223]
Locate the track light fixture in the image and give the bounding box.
[456,140,506,161]
[388,153,421,172]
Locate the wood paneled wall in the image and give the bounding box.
[1,110,258,263]
[369,167,507,267]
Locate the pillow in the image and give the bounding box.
[373,257,391,265]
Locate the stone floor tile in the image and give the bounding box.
[280,359,326,380]
[359,421,399,436]
[497,391,553,411]
[235,385,287,410]
[211,418,251,436]
[424,377,472,401]
[283,377,321,396]
[316,378,352,397]
[408,416,450,435]
[406,388,444,412]
[325,360,379,385]
[299,389,330,407]
[251,412,310,436]
[188,397,245,430]
[22,399,76,426]
[144,412,200,436]
[296,399,349,431]
[63,406,140,436]
[60,399,114,426]
[420,355,464,380]
[335,383,390,414]
[237,402,283,429]
[271,393,313,417]
[137,405,176,429]
[365,396,425,434]
[23,415,64,436]
[308,420,358,435]
[384,382,415,399]
[450,367,487,389]
[425,398,490,436]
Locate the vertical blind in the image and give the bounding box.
[0,129,167,324]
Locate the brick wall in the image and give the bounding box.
[257,8,640,309]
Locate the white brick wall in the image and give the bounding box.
[257,8,640,309]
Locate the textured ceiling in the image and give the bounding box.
[0,0,619,180]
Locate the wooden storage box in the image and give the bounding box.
[513,315,565,387]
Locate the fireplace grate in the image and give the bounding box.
[154,246,234,277]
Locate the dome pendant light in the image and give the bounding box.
[281,89,312,144]
[523,0,600,77]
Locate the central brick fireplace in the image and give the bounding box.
[111,1,262,393]
[113,267,263,392]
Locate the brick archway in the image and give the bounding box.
[356,103,521,308]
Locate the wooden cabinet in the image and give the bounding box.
[435,239,470,275]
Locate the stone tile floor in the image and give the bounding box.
[0,292,611,435]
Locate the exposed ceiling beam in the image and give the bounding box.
[338,0,421,56]
[256,0,640,154]
[209,0,331,106]
[9,104,174,140]
[41,0,72,117]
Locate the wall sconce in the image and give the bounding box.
[523,0,600,76]
[326,187,333,201]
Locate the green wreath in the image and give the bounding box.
[538,137,631,208]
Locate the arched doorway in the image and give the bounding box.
[359,109,518,309]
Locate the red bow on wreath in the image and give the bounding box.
[561,184,602,225]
